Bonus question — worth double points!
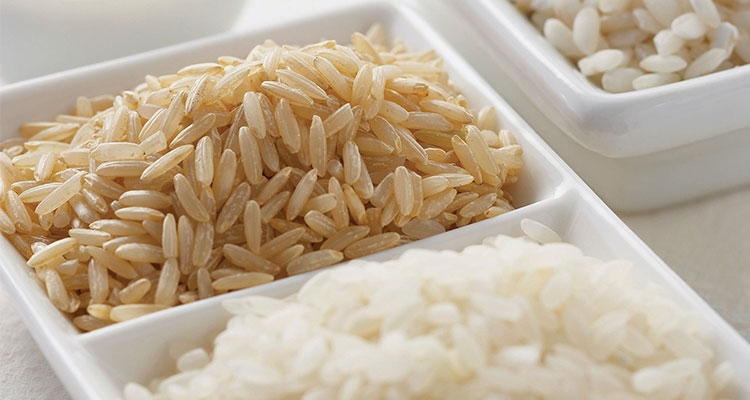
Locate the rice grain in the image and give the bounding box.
[85,246,137,280]
[154,258,180,305]
[35,171,85,216]
[140,145,194,181]
[216,182,251,234]
[261,81,313,107]
[343,232,400,258]
[314,56,352,101]
[110,304,167,322]
[286,169,317,220]
[286,249,344,276]
[173,174,210,222]
[211,272,274,291]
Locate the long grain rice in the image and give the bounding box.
[304,210,337,238]
[308,115,327,176]
[260,190,290,223]
[261,81,313,107]
[276,69,328,101]
[343,232,400,258]
[302,193,337,214]
[260,227,305,258]
[173,174,210,222]
[118,278,152,304]
[2,26,524,330]
[69,228,112,246]
[255,167,290,205]
[211,272,274,291]
[314,56,352,101]
[27,237,78,267]
[115,243,164,263]
[170,113,216,147]
[110,304,167,322]
[177,216,195,274]
[286,249,344,276]
[119,190,171,209]
[274,99,302,153]
[243,200,261,254]
[342,183,367,224]
[114,206,165,221]
[222,244,280,275]
[35,171,85,215]
[212,149,237,207]
[191,221,214,267]
[215,182,251,233]
[85,246,137,279]
[5,190,32,232]
[140,145,194,181]
[323,104,354,136]
[286,169,317,220]
[320,226,370,251]
[161,214,178,258]
[342,141,362,184]
[154,258,180,305]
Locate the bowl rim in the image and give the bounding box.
[459,0,750,158]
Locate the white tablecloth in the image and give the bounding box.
[1,1,748,399]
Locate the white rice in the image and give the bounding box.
[124,222,736,400]
[514,0,749,92]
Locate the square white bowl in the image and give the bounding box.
[0,2,748,399]
[447,0,750,211]
[458,0,750,159]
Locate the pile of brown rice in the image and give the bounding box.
[0,24,523,331]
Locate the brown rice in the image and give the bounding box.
[0,25,524,331]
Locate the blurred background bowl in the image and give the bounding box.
[0,0,247,84]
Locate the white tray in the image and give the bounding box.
[0,2,747,399]
[452,0,750,212]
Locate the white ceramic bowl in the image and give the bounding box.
[0,0,246,84]
[0,2,748,399]
[450,0,750,212]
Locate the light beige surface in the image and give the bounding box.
[1,1,748,399]
[620,187,750,338]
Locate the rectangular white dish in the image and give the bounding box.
[0,2,747,399]
[453,0,750,212]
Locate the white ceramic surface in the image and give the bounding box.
[451,0,750,212]
[0,2,748,399]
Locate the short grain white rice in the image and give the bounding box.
[514,0,748,92]
[126,225,736,399]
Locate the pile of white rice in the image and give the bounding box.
[124,221,735,400]
[511,0,750,92]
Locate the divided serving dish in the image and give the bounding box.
[0,1,748,399]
